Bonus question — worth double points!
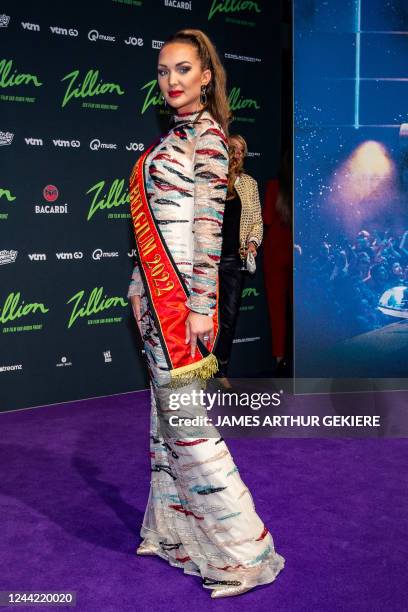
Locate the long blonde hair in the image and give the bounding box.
[227,134,247,197]
[162,29,231,135]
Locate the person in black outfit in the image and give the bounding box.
[215,134,263,387]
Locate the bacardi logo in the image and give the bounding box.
[43,185,59,202]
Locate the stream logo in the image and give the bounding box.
[0,363,23,372]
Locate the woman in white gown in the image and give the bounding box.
[127,28,285,598]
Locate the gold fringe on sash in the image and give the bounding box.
[169,353,219,388]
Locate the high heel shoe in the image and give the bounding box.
[210,583,253,598]
[136,540,159,556]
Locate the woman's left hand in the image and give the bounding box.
[185,311,214,357]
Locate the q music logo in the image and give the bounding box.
[88,29,115,42]
[90,139,117,151]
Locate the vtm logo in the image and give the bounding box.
[43,185,59,202]
[208,0,261,21]
[56,252,83,260]
[28,253,47,261]
[53,139,80,148]
[50,26,79,37]
[25,137,43,146]
[21,21,40,31]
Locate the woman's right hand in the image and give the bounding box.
[130,295,142,334]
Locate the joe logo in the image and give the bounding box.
[43,184,59,202]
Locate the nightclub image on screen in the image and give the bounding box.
[294,0,408,378]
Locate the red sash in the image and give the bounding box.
[129,142,219,385]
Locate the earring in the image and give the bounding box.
[200,84,207,106]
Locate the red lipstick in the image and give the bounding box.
[168,90,183,98]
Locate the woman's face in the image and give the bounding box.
[157,42,211,114]
[229,138,245,165]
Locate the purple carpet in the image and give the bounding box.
[0,391,407,611]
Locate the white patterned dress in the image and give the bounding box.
[127,109,285,590]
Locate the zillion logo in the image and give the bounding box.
[85,178,129,220]
[60,68,125,108]
[229,86,260,111]
[0,188,16,202]
[242,287,260,298]
[0,292,49,324]
[141,79,165,114]
[208,0,261,21]
[66,287,128,329]
[0,59,43,88]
